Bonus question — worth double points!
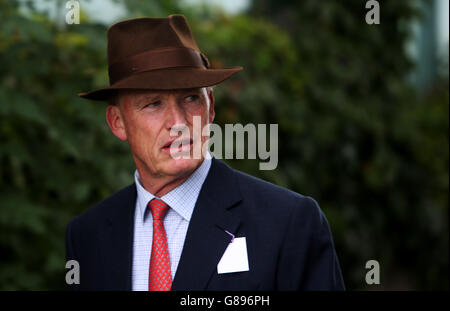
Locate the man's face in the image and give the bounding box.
[106,87,214,181]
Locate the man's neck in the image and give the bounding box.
[141,173,191,198]
[136,160,205,198]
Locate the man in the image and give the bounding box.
[66,14,345,291]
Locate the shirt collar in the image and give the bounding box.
[134,153,212,222]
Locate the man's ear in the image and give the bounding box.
[106,105,128,141]
[207,88,215,123]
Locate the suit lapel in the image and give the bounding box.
[99,184,136,290]
[171,158,242,290]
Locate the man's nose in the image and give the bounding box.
[165,99,187,129]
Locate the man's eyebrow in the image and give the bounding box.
[134,94,160,106]
[178,88,202,97]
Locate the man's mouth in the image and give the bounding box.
[162,137,193,153]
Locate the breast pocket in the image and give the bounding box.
[207,270,260,290]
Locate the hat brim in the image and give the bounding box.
[78,66,243,101]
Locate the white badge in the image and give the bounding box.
[217,237,250,274]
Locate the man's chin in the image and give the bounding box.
[163,156,203,176]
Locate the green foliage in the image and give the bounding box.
[0,0,447,290]
[0,1,134,289]
[246,0,449,289]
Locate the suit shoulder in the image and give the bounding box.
[231,167,320,217]
[68,183,136,228]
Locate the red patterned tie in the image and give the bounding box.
[148,198,172,291]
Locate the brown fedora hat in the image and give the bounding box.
[79,14,242,101]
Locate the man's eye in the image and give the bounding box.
[144,101,160,108]
[186,95,199,102]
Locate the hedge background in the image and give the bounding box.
[0,0,448,290]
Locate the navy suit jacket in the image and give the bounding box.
[66,158,345,290]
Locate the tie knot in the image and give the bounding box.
[148,198,170,220]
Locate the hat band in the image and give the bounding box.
[108,47,209,84]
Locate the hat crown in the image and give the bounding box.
[78,15,242,101]
[107,15,200,65]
